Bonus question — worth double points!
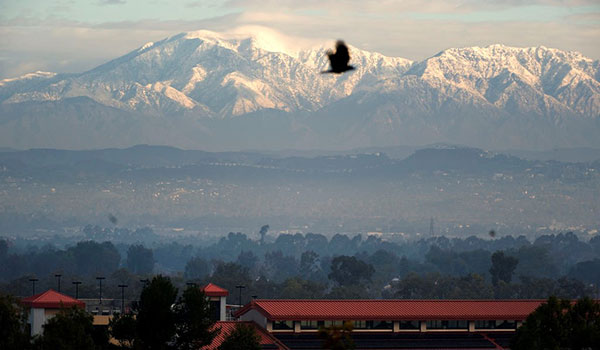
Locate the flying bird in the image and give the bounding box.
[322,40,355,74]
[108,214,118,225]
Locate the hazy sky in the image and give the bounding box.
[1,0,599,79]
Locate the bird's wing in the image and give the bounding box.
[335,41,350,65]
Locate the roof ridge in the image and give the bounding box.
[254,299,550,302]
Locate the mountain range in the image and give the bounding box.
[1,27,599,151]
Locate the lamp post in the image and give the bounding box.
[96,277,105,304]
[54,274,62,292]
[186,282,197,288]
[235,285,246,307]
[118,284,128,313]
[72,281,82,299]
[29,278,39,295]
[140,279,149,288]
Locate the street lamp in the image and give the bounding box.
[96,277,106,304]
[72,281,82,299]
[118,284,128,313]
[54,274,62,292]
[235,285,246,307]
[140,279,149,288]
[29,278,39,295]
[186,282,197,288]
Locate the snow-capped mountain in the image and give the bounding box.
[1,27,599,151]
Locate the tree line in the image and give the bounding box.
[2,230,599,303]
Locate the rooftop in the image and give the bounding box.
[21,289,85,309]
[205,321,289,350]
[202,283,229,297]
[236,299,546,321]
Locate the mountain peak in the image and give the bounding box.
[184,26,318,58]
[1,31,599,151]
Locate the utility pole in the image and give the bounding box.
[54,274,62,292]
[29,278,39,295]
[235,285,246,307]
[118,284,128,313]
[96,277,105,304]
[72,281,82,299]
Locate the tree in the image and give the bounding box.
[0,293,30,350]
[489,251,518,286]
[126,244,154,274]
[328,256,374,286]
[319,321,355,350]
[173,286,220,350]
[136,275,178,350]
[512,296,600,350]
[236,251,259,271]
[210,262,252,303]
[109,313,137,349]
[184,257,210,281]
[69,241,121,276]
[37,306,99,350]
[259,225,269,245]
[218,323,261,350]
[264,250,299,281]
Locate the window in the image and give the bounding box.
[210,301,220,321]
[426,320,468,329]
[323,320,343,328]
[353,320,368,329]
[272,320,294,330]
[475,320,516,329]
[399,320,420,329]
[301,320,319,330]
[371,320,393,330]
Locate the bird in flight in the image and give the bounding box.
[322,40,355,74]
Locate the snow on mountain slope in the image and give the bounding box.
[0,27,412,117]
[1,27,599,150]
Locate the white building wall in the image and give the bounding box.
[29,308,47,336]
[239,309,267,328]
[220,296,227,321]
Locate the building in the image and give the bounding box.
[202,283,229,321]
[235,299,548,349]
[204,321,289,350]
[21,289,85,336]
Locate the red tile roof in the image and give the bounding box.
[21,289,85,309]
[202,283,229,297]
[236,299,547,321]
[203,321,289,350]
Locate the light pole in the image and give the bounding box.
[235,285,246,307]
[118,284,128,313]
[72,281,82,299]
[140,279,149,288]
[29,278,39,295]
[96,277,105,304]
[186,282,197,288]
[54,274,62,292]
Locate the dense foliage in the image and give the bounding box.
[218,323,261,350]
[512,296,600,350]
[1,231,599,303]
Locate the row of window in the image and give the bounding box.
[271,320,517,330]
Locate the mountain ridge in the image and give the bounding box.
[1,28,599,151]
